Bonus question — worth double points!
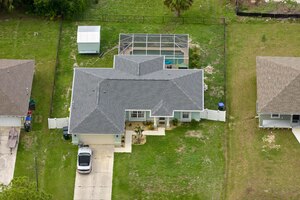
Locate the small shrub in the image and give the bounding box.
[143,121,152,126]
[172,118,179,126]
[189,47,201,69]
[148,124,155,130]
[261,34,267,42]
[190,119,199,127]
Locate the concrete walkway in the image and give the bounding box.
[115,128,165,153]
[0,127,20,185]
[144,127,165,136]
[292,127,300,143]
[114,131,133,153]
[74,145,114,200]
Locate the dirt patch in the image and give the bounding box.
[202,156,212,165]
[204,65,215,74]
[185,130,208,141]
[176,145,186,153]
[22,134,33,150]
[132,135,146,145]
[262,133,281,152]
[188,37,200,48]
[209,86,224,99]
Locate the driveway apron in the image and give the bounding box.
[74,145,114,200]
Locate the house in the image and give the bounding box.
[69,55,204,146]
[77,26,101,54]
[118,34,189,69]
[0,59,35,127]
[256,56,300,128]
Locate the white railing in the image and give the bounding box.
[200,109,226,122]
[48,118,69,129]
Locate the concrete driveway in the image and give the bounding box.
[74,145,114,200]
[0,127,20,185]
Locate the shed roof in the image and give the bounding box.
[77,26,100,43]
[0,59,35,116]
[69,55,204,134]
[256,56,300,114]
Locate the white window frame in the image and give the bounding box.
[129,111,146,121]
[181,112,191,122]
[271,114,280,119]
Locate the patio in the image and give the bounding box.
[261,120,291,128]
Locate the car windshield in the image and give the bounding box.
[78,153,91,166]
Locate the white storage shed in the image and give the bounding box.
[77,26,101,54]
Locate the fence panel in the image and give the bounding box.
[79,14,223,25]
[48,118,69,129]
[200,109,226,122]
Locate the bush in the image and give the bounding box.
[190,119,199,127]
[189,46,201,69]
[14,0,91,19]
[172,118,179,126]
[148,124,155,130]
[143,121,152,126]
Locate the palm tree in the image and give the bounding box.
[164,0,193,17]
[134,125,144,144]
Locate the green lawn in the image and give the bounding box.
[113,121,225,199]
[86,0,226,19]
[0,16,77,199]
[226,22,300,199]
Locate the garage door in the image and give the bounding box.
[0,117,22,127]
[79,134,114,145]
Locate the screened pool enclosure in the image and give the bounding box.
[118,34,189,69]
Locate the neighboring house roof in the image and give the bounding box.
[70,55,204,134]
[77,26,100,43]
[256,56,300,114]
[0,59,35,116]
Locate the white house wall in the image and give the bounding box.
[0,116,22,127]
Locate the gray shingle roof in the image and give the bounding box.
[256,56,300,114]
[70,56,203,134]
[0,59,35,116]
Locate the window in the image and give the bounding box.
[181,112,191,121]
[271,114,280,119]
[131,111,144,118]
[182,112,189,118]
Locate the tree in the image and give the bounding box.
[134,125,144,144]
[164,0,193,17]
[0,0,14,12]
[0,177,52,200]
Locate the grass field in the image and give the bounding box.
[113,121,225,199]
[226,22,300,199]
[86,0,226,19]
[0,16,77,199]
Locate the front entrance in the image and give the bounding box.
[292,115,300,124]
[158,117,165,125]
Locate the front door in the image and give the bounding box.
[158,117,165,125]
[292,115,300,124]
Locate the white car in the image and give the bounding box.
[77,146,92,174]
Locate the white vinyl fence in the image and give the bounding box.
[200,109,226,122]
[48,118,69,129]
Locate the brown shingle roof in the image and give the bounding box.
[0,59,35,116]
[256,56,300,114]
